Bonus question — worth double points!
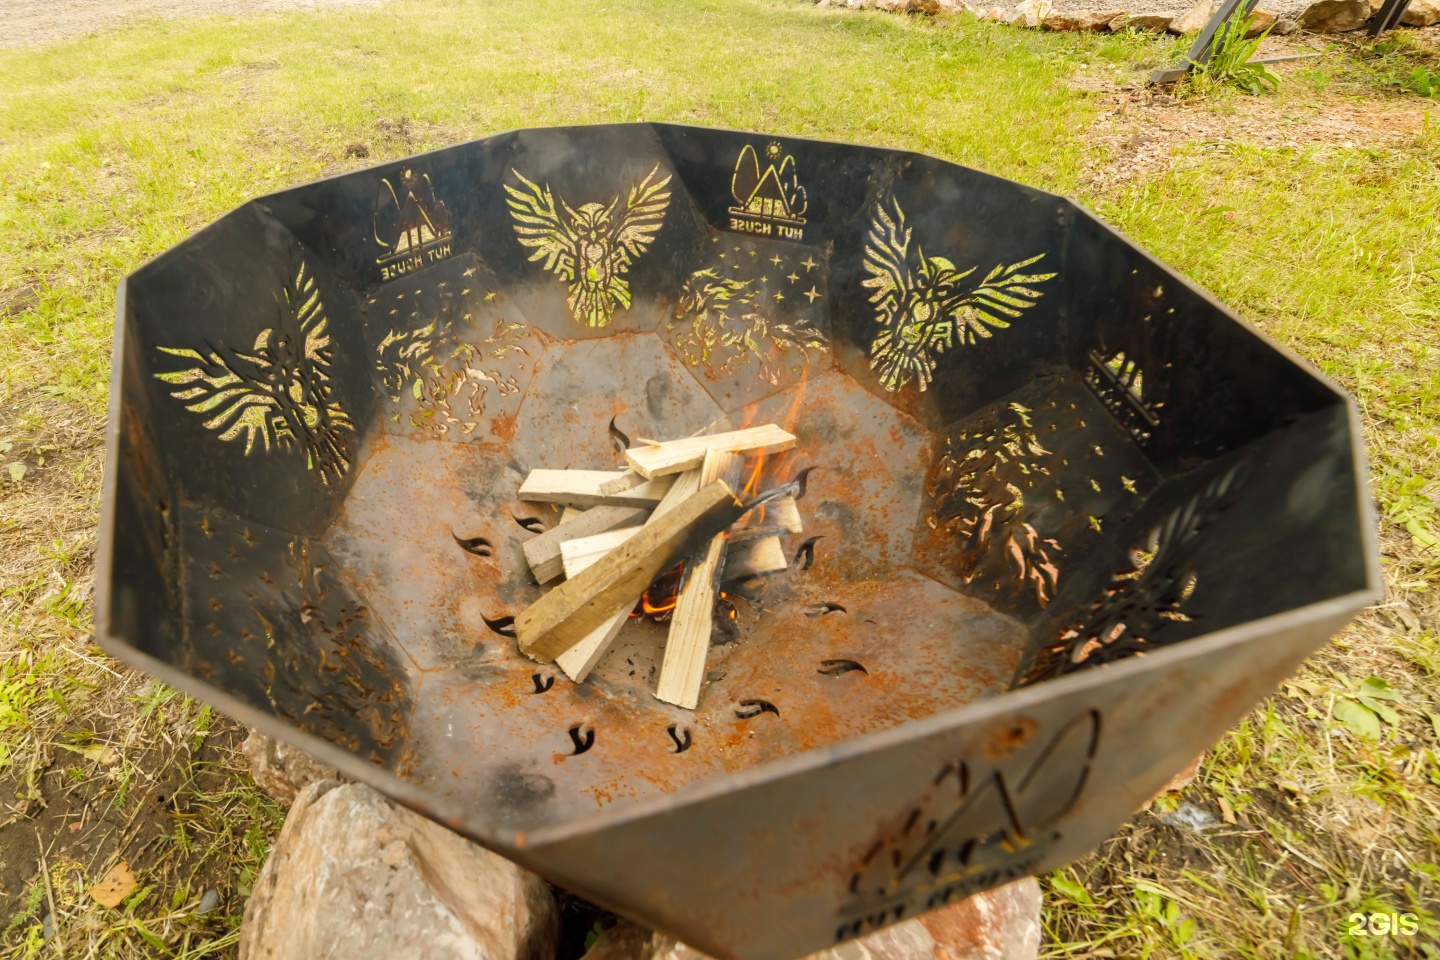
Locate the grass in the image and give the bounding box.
[0,1,1437,958]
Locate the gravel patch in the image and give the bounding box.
[0,0,392,49]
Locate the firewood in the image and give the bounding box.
[519,469,674,508]
[654,450,745,709]
[560,526,645,578]
[554,469,703,682]
[596,471,645,496]
[726,497,803,542]
[521,505,647,584]
[624,425,796,479]
[516,479,744,662]
[721,537,787,580]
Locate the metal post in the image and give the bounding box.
[1150,0,1259,85]
[1367,0,1413,36]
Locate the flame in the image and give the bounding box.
[642,592,678,615]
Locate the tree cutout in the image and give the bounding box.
[926,403,1062,605]
[863,196,1055,393]
[154,256,352,484]
[505,164,672,328]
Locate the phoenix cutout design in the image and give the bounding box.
[153,257,353,483]
[670,267,828,384]
[505,164,673,328]
[863,196,1056,393]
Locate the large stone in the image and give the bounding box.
[1401,0,1439,25]
[1006,0,1053,25]
[1044,10,1124,29]
[239,782,558,960]
[1169,1,1216,32]
[1245,8,1278,36]
[1297,0,1372,31]
[581,880,1042,960]
[1114,12,1177,31]
[240,729,340,807]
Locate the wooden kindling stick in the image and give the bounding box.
[624,425,796,479]
[516,478,745,663]
[555,470,702,682]
[654,449,746,709]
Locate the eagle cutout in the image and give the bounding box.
[505,164,673,328]
[863,196,1056,393]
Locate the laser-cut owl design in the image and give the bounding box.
[153,257,352,483]
[505,164,673,328]
[863,196,1056,393]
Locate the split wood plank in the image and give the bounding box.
[519,469,675,508]
[560,505,588,524]
[624,425,796,479]
[654,450,745,709]
[517,479,742,662]
[555,468,704,682]
[721,537,787,580]
[596,471,645,496]
[521,505,648,584]
[560,526,646,579]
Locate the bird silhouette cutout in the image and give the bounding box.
[863,196,1055,393]
[505,164,673,328]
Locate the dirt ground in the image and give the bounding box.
[0,0,391,49]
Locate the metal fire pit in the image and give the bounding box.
[97,124,1378,959]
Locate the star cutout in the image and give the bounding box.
[484,290,496,301]
[787,272,799,283]
[463,266,477,277]
[770,254,783,266]
[748,249,757,257]
[719,252,726,259]
[803,286,821,303]
[801,257,818,272]
[760,276,769,285]
[773,291,784,302]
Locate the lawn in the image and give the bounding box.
[0,1,1437,957]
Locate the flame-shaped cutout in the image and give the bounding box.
[452,533,493,557]
[512,511,546,534]
[532,673,554,694]
[795,535,824,571]
[736,699,780,720]
[791,466,818,500]
[482,613,516,638]
[819,659,868,677]
[803,602,847,618]
[568,724,595,755]
[608,416,631,453]
[667,724,692,753]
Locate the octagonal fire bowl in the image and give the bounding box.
[98,123,1377,960]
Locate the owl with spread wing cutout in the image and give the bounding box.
[863,196,1055,393]
[505,164,673,328]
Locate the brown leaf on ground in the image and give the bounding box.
[89,860,137,908]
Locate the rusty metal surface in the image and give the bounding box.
[97,123,1379,960]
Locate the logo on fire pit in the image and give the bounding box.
[863,196,1055,394]
[373,169,454,282]
[728,141,807,241]
[836,709,1099,940]
[505,164,673,329]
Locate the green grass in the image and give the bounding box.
[1,2,1438,958]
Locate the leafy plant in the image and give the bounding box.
[1186,11,1280,97]
[1403,66,1438,98]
